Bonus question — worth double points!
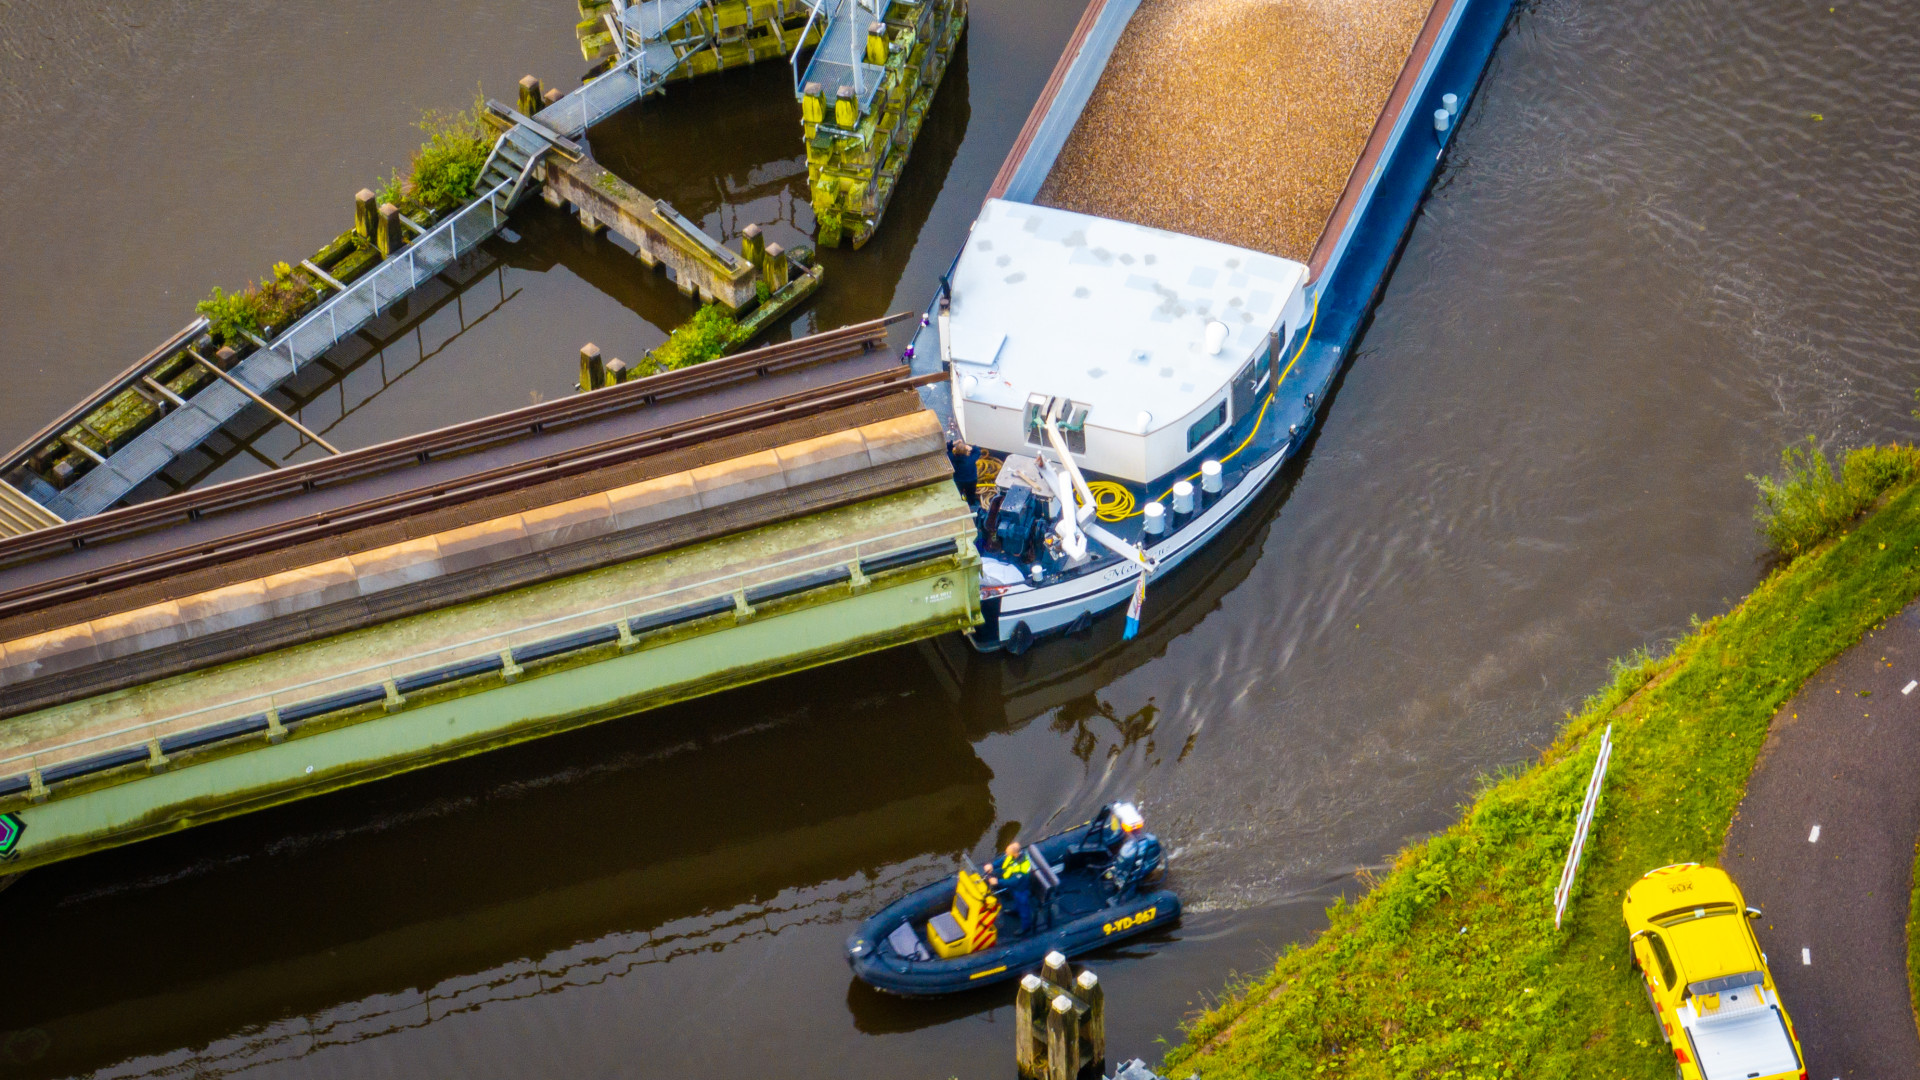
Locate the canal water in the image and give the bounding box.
[4,0,1919,1075]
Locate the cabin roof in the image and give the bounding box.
[948,200,1307,436]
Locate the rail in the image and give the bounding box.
[0,516,971,792]
[0,318,208,475]
[0,365,941,623]
[0,316,908,571]
[271,176,517,379]
[1553,724,1614,929]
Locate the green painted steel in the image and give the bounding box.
[0,495,979,875]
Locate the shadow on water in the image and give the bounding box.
[581,37,975,348]
[0,658,995,1079]
[933,393,1343,750]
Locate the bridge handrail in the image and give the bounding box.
[270,173,516,378]
[0,514,972,784]
[0,317,907,574]
[0,319,211,476]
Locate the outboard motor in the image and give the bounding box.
[1100,802,1166,901]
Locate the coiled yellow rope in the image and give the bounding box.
[1086,480,1136,522]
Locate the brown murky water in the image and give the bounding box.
[4,0,1920,1075]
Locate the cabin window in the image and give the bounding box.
[1186,398,1228,451]
[1025,399,1088,454]
[1646,932,1679,988]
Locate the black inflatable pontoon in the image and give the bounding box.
[846,804,1179,995]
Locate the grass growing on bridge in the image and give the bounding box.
[1164,446,1920,1080]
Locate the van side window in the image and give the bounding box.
[1647,932,1679,988]
[1186,399,1227,451]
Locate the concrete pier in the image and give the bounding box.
[543,156,761,310]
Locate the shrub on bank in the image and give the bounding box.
[1165,453,1920,1080]
[647,304,750,373]
[1750,437,1920,557]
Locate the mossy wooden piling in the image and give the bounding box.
[1015,951,1107,1080]
[798,0,968,249]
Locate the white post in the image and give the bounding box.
[849,0,862,97]
[1553,725,1614,929]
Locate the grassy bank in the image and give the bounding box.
[1909,838,1920,1036]
[1165,446,1920,1079]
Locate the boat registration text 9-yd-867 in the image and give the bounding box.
[1103,907,1157,935]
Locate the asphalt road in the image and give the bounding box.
[1724,600,1920,1079]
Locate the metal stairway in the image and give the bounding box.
[43,113,577,519]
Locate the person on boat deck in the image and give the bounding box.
[987,841,1038,936]
[947,438,980,506]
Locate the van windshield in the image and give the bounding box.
[1651,902,1738,927]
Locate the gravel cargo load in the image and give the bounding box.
[1037,0,1435,261]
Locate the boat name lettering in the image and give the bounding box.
[1102,907,1156,936]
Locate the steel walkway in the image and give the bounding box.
[795,0,887,112]
[44,120,577,520]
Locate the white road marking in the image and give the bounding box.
[1802,948,1812,965]
[1809,825,1821,843]
[1905,680,1917,695]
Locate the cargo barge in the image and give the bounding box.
[909,0,1517,652]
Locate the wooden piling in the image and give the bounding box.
[1015,973,1048,1077]
[543,87,565,108]
[377,203,404,258]
[835,85,858,127]
[604,358,628,385]
[519,75,545,116]
[1076,970,1106,1070]
[1042,950,1073,993]
[1046,994,1081,1080]
[579,343,605,392]
[355,189,379,240]
[741,223,766,272]
[763,242,790,293]
[802,81,826,124]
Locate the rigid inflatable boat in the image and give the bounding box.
[846,803,1177,995]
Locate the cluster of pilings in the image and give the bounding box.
[1016,951,1108,1080]
[798,0,967,248]
[577,0,825,77]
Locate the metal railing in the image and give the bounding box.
[541,49,666,140]
[0,517,970,789]
[1553,723,1614,929]
[268,174,518,378]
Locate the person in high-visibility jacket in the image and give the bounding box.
[987,841,1038,936]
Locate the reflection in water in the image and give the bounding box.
[5,666,992,1079]
[8,0,1920,1075]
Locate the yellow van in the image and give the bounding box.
[1623,864,1805,1080]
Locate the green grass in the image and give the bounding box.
[1164,460,1920,1080]
[194,261,315,345]
[1909,836,1920,1038]
[646,303,750,373]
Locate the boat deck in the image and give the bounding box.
[1035,0,1435,262]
